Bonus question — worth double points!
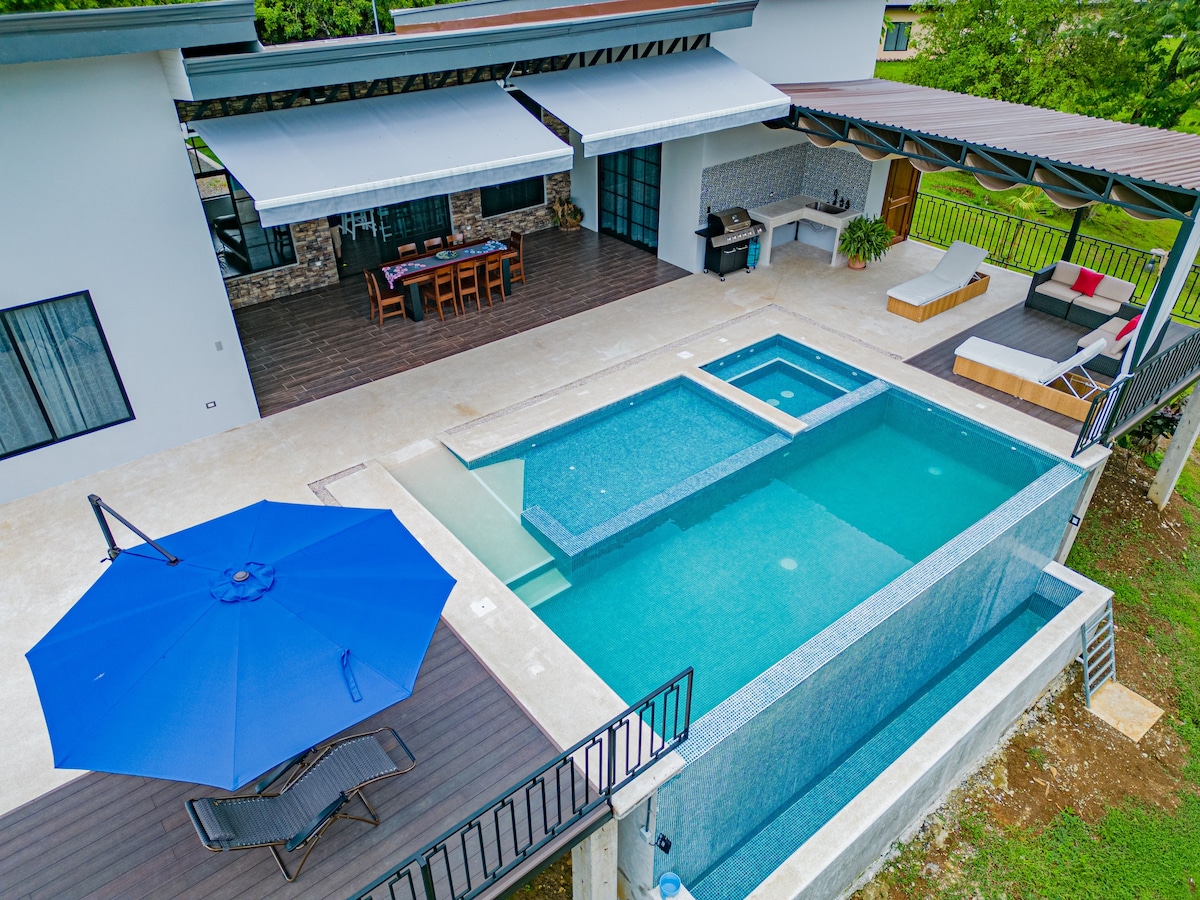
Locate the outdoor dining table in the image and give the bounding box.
[382,239,512,322]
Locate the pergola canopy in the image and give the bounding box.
[515,48,790,157]
[777,79,1200,222]
[192,81,573,226]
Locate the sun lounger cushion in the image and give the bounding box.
[956,336,1108,385]
[888,241,988,306]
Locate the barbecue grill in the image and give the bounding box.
[695,207,765,281]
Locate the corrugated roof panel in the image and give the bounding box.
[776,79,1200,193]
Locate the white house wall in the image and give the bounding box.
[711,0,886,85]
[0,52,260,503]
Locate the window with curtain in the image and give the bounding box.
[0,292,133,460]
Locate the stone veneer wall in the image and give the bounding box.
[449,110,572,241]
[223,218,339,309]
[698,144,873,225]
[221,111,571,308]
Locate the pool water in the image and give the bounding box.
[535,413,1030,718]
[727,360,847,417]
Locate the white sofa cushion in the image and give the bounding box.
[1050,261,1083,285]
[1078,316,1136,359]
[1072,293,1123,316]
[1035,280,1082,303]
[1094,275,1135,304]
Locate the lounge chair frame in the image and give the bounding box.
[953,344,1105,421]
[186,727,416,882]
[888,272,990,322]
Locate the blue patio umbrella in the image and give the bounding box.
[26,499,456,791]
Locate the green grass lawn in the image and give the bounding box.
[868,456,1200,899]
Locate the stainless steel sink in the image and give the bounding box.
[807,201,846,214]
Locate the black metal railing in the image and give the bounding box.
[911,194,1200,324]
[1074,329,1200,454]
[348,668,693,900]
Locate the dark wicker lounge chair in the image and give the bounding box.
[186,727,416,881]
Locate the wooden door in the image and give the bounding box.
[882,158,920,244]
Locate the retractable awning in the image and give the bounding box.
[513,48,790,157]
[192,81,573,226]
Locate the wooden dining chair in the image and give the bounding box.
[448,233,466,247]
[482,254,505,305]
[455,260,485,312]
[504,231,526,285]
[364,270,407,326]
[397,243,419,259]
[423,236,444,252]
[420,267,460,321]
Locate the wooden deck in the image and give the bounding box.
[235,229,688,417]
[907,304,1106,432]
[0,623,562,900]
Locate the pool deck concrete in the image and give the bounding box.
[0,237,1109,818]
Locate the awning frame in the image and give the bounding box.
[785,108,1198,223]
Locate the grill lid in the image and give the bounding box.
[708,207,751,233]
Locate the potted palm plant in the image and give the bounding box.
[550,195,584,231]
[838,215,896,268]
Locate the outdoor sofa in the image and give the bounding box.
[887,241,990,322]
[1024,260,1138,329]
[952,336,1108,421]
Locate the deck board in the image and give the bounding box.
[904,304,1193,432]
[0,623,566,900]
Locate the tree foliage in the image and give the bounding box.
[907,0,1200,129]
[0,0,469,44]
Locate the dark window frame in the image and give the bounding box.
[883,21,911,52]
[0,290,134,461]
[480,176,547,219]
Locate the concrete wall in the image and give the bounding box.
[0,52,260,503]
[711,0,886,85]
[877,7,924,61]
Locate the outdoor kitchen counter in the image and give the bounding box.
[749,194,862,268]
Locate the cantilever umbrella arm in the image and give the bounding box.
[87,494,180,565]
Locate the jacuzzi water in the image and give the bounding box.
[704,334,873,418]
[533,404,1040,718]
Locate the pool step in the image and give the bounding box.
[511,566,572,609]
[383,443,551,585]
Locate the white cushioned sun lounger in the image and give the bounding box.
[952,337,1108,421]
[887,241,990,321]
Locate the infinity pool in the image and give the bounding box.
[531,390,1045,717]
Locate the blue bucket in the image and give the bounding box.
[659,872,682,898]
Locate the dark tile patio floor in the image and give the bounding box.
[235,229,689,416]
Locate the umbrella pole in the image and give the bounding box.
[88,495,180,565]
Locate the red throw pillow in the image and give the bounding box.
[1116,314,1141,341]
[1071,267,1105,297]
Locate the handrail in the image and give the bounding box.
[1074,328,1200,454]
[348,668,694,900]
[911,194,1200,325]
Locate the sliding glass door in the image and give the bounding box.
[598,144,662,253]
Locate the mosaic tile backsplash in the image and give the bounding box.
[697,143,874,225]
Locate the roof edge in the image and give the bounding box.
[184,0,755,99]
[0,0,258,67]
